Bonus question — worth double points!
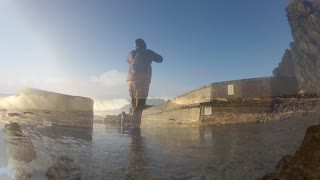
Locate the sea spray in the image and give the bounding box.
[0,96,18,110]
[0,167,15,179]
[0,124,14,180]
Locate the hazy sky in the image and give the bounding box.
[0,0,292,99]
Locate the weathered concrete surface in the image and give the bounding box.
[211,77,298,99]
[142,95,320,126]
[201,98,320,126]
[141,106,200,127]
[273,0,320,94]
[141,77,301,126]
[259,123,320,179]
[16,88,94,112]
[171,85,211,105]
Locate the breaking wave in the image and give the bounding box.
[0,167,14,180]
[93,98,129,111]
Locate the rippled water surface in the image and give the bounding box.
[1,117,320,179]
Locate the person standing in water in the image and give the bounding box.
[127,38,163,127]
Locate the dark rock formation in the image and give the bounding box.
[310,0,320,9]
[104,114,122,124]
[259,123,320,179]
[7,112,22,118]
[273,0,320,94]
[46,156,81,180]
[4,122,36,163]
[4,122,37,179]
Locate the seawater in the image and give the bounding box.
[0,126,14,180]
[0,118,319,179]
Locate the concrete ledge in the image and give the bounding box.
[1,88,94,129]
[141,77,305,126]
[141,106,200,127]
[18,88,94,112]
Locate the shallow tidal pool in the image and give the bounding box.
[0,117,319,179]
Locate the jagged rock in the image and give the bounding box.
[46,156,81,180]
[4,122,37,179]
[104,112,135,127]
[259,123,320,179]
[104,114,121,124]
[4,122,36,163]
[23,112,34,115]
[7,113,22,118]
[273,0,320,94]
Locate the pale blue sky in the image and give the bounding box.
[0,0,292,99]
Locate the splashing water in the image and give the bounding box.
[0,167,15,180]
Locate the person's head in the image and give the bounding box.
[135,38,147,49]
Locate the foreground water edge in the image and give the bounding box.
[0,115,320,179]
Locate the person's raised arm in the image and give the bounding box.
[146,49,163,63]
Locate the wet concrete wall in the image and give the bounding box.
[142,77,300,126]
[141,106,200,127]
[170,85,211,105]
[211,77,298,99]
[19,88,94,112]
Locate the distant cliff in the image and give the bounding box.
[273,0,320,94]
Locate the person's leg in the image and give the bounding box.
[135,81,150,111]
[128,81,137,115]
[132,80,150,127]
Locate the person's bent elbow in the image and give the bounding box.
[155,55,163,63]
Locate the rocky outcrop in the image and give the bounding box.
[4,122,36,163]
[4,122,37,179]
[46,156,80,180]
[273,0,320,94]
[310,0,320,9]
[259,123,320,179]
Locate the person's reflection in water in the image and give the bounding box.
[126,128,149,179]
[199,126,206,143]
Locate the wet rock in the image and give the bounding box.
[259,123,320,179]
[23,112,34,115]
[255,119,264,124]
[4,122,36,162]
[46,156,81,180]
[7,113,22,118]
[273,0,320,94]
[104,114,121,124]
[4,122,37,179]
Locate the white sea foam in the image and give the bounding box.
[0,167,14,180]
[93,98,129,111]
[0,96,19,109]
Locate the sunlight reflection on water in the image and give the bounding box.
[0,117,319,179]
